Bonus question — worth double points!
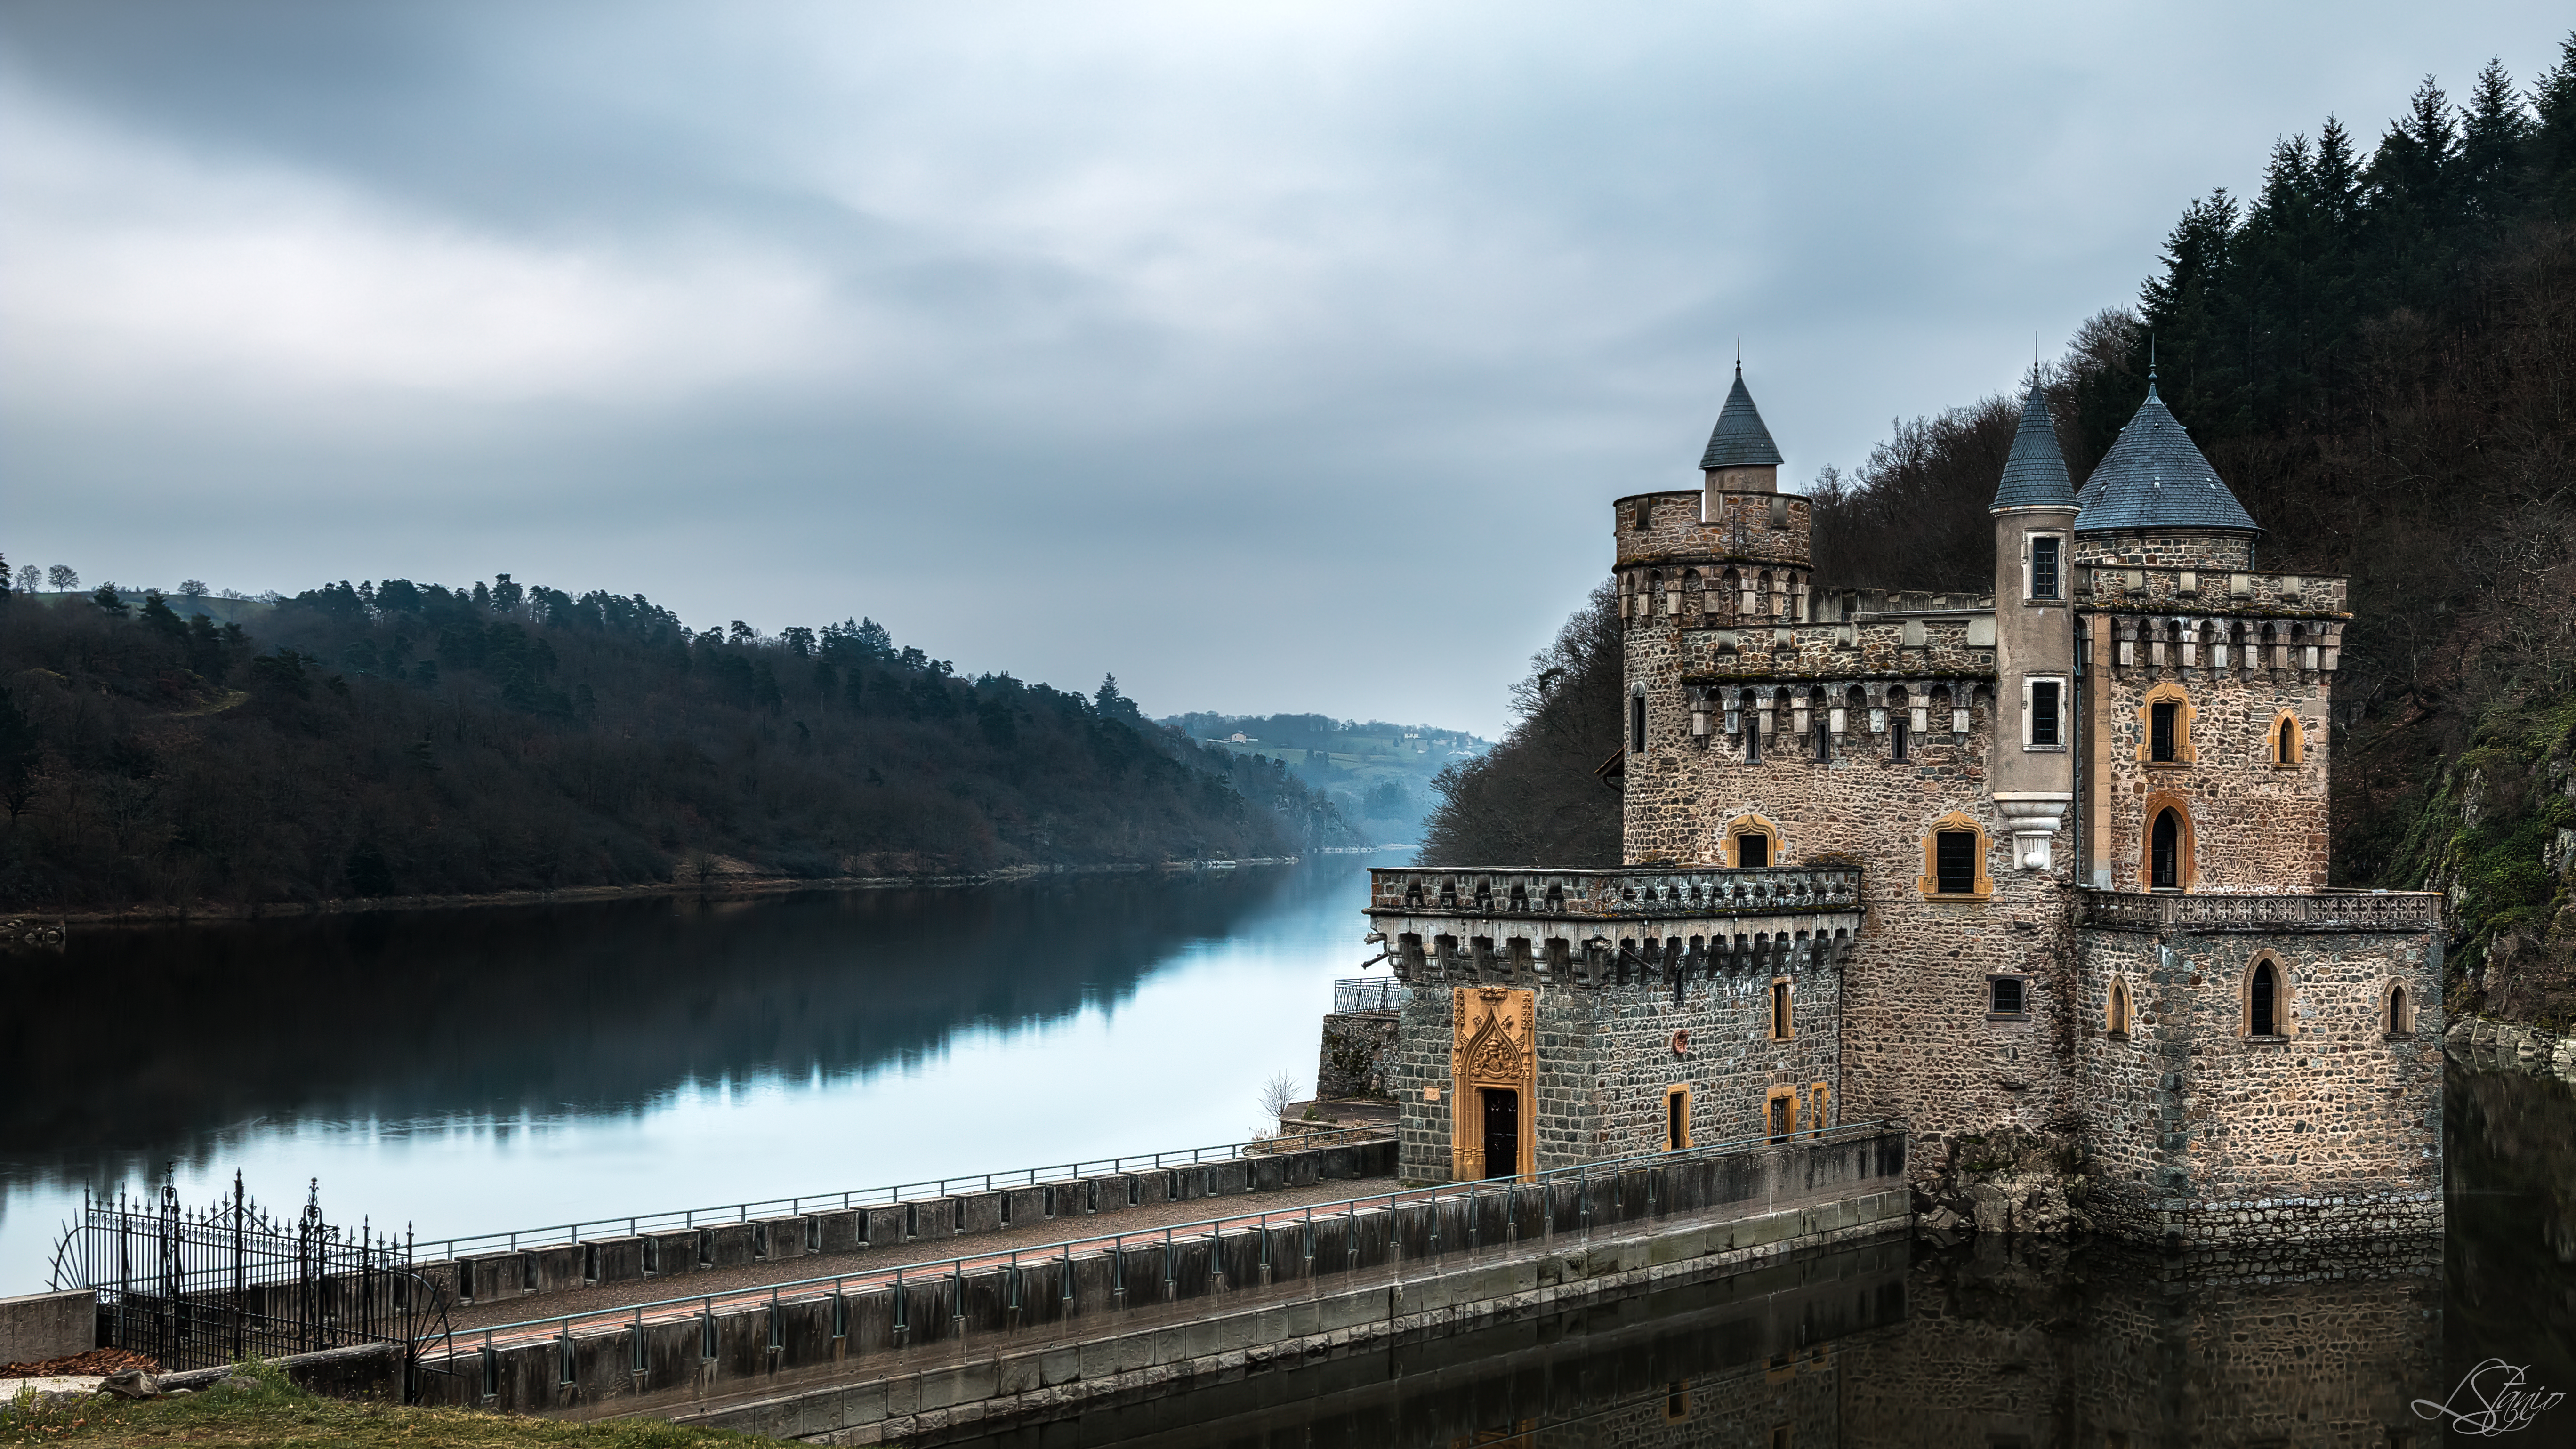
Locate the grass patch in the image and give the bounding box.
[1,1361,784,1448]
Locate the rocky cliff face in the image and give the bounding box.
[2402,700,2576,1037]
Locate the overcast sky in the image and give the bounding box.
[3,2,2563,736]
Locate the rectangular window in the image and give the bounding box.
[1737,833,1769,868]
[1934,830,1978,894]
[1812,722,1830,761]
[1745,720,1761,763]
[2031,537,2060,599]
[1666,1089,1688,1151]
[1989,977,2026,1016]
[2030,681,2060,747]
[2150,701,2177,762]
[1770,980,1792,1039]
[1631,695,1647,753]
[1891,719,1910,761]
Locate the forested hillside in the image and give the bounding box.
[0,574,1357,911]
[1159,712,1489,845]
[1428,34,2576,1028]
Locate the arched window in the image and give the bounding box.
[2387,983,2411,1036]
[2150,809,2181,889]
[1917,811,1993,900]
[2139,682,2194,765]
[2107,978,2130,1036]
[2274,713,2303,766]
[1725,813,1782,869]
[2250,959,2280,1037]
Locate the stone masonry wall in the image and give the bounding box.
[2069,527,2257,571]
[2089,644,2335,891]
[1621,626,2081,1178]
[1392,959,1842,1183]
[2076,926,2445,1242]
[1315,1011,1399,1099]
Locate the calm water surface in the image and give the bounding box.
[0,857,1391,1289]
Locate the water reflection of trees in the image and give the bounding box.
[2446,1054,2576,1397]
[0,867,1320,1181]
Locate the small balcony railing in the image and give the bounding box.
[1368,866,1861,921]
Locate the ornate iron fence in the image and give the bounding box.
[48,1174,446,1382]
[1333,977,1410,1013]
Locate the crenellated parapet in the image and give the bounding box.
[1364,865,1861,990]
[2078,562,2347,617]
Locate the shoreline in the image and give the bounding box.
[15,855,1322,931]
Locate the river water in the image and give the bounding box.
[4,858,2571,1443]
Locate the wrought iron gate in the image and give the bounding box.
[48,1173,448,1385]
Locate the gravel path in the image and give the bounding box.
[443,1175,1400,1333]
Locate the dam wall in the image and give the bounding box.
[413,1124,1909,1440]
[417,1137,1395,1316]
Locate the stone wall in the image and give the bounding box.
[416,1138,1396,1315]
[1315,1011,1399,1099]
[2086,618,2337,892]
[2076,922,2445,1242]
[1391,959,1843,1183]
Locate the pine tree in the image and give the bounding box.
[2532,30,2576,210]
[2459,57,2533,220]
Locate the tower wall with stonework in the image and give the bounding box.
[2077,561,2346,893]
[2072,913,2444,1242]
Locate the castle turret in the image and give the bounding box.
[1699,364,1785,509]
[1988,379,2079,871]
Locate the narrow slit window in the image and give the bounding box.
[2031,537,2060,599]
[1745,719,1762,763]
[2150,701,2178,762]
[1666,1089,1687,1151]
[2278,717,2298,765]
[1890,719,1909,762]
[2109,979,2129,1035]
[2387,985,2408,1035]
[2031,681,2060,747]
[1934,830,1978,894]
[1812,721,1830,761]
[1631,694,1647,753]
[2251,961,2279,1036]
[1770,980,1792,1039]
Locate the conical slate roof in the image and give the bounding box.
[1990,382,2076,510]
[2075,382,2260,534]
[1698,370,1785,469]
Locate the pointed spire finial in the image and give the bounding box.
[2146,331,2159,401]
[1734,332,1741,378]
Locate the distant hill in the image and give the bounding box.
[1158,712,1489,845]
[0,577,1360,911]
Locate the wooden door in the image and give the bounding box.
[1481,1089,1520,1179]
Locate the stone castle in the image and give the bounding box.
[1361,364,2447,1244]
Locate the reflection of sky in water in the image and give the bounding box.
[0,859,1390,1290]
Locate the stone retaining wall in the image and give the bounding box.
[417,1139,1396,1314]
[412,1127,1909,1435]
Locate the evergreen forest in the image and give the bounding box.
[0,576,1358,911]
[1425,32,2576,1030]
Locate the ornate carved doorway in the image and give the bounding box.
[1451,986,1535,1181]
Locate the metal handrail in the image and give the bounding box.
[435,1119,1901,1352]
[1332,977,1410,1014]
[418,1130,1387,1262]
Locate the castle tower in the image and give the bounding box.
[1988,381,2080,872]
